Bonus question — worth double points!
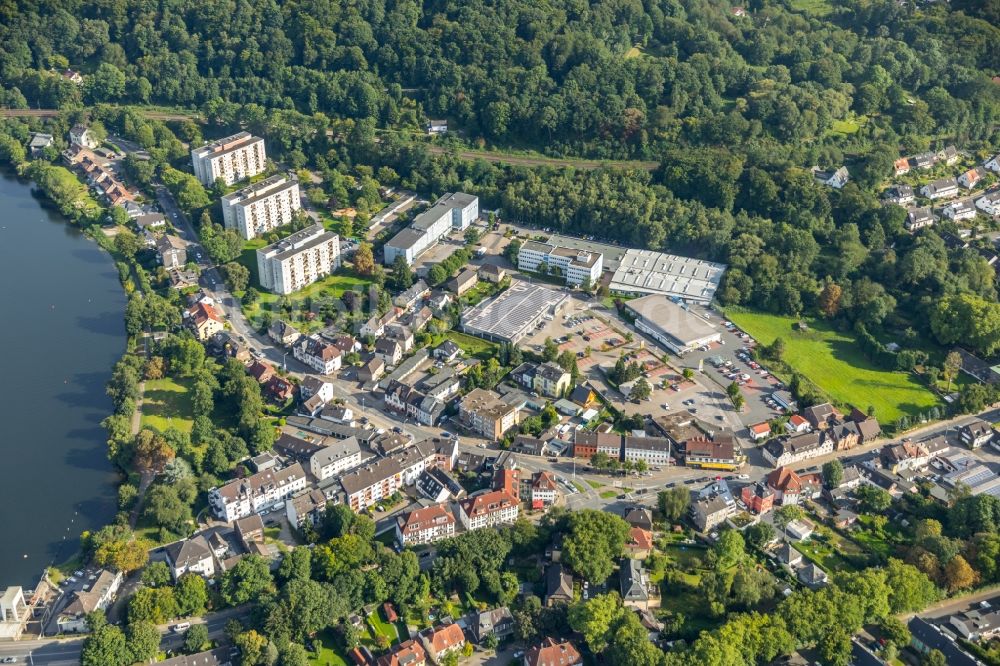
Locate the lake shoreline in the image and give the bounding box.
[0,166,128,587]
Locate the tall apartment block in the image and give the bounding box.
[221,175,301,240]
[383,192,478,265]
[191,132,266,186]
[256,223,340,295]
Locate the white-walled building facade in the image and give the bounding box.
[256,223,340,294]
[191,132,266,186]
[383,192,478,265]
[222,175,301,240]
[518,241,604,287]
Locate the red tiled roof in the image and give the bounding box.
[425,623,464,653]
[749,422,770,434]
[766,466,803,493]
[525,638,581,666]
[460,490,518,519]
[399,504,454,535]
[627,527,653,551]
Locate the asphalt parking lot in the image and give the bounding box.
[668,307,786,433]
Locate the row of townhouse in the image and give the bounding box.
[383,379,447,426]
[572,427,744,470]
[762,405,880,467]
[338,437,458,512]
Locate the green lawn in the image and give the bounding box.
[726,310,939,424]
[586,480,603,489]
[442,330,500,360]
[831,119,861,135]
[242,269,375,331]
[141,377,195,433]
[367,612,400,645]
[599,490,620,499]
[790,0,833,15]
[307,628,350,666]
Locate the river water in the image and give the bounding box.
[0,172,124,588]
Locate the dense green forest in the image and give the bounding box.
[2,0,997,159]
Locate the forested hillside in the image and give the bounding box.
[1,0,997,159]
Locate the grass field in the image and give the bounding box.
[790,0,833,15]
[307,628,350,666]
[442,330,500,360]
[367,612,400,645]
[726,311,939,424]
[141,377,194,433]
[242,268,374,332]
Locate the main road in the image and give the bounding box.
[0,607,251,665]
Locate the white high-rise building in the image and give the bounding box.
[257,223,340,295]
[221,175,301,240]
[191,132,266,186]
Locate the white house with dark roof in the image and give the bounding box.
[942,200,977,222]
[921,178,959,200]
[164,535,216,580]
[906,207,935,231]
[293,335,342,375]
[976,192,1000,216]
[309,436,363,480]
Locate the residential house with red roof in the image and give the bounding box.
[419,623,466,664]
[748,422,771,442]
[523,638,582,666]
[458,490,520,531]
[625,527,654,559]
[186,302,224,341]
[765,467,821,506]
[395,504,456,547]
[376,640,426,666]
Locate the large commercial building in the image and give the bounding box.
[383,192,478,265]
[624,295,721,354]
[222,175,301,240]
[610,249,725,303]
[518,241,603,287]
[461,280,569,344]
[191,132,266,186]
[256,223,340,294]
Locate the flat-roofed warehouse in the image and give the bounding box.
[610,249,726,304]
[625,294,721,354]
[461,281,569,344]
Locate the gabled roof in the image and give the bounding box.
[421,623,464,654]
[459,490,518,518]
[525,638,581,666]
[545,563,573,602]
[165,535,213,569]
